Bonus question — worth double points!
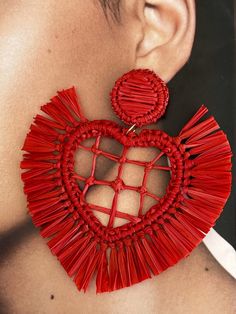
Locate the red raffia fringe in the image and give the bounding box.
[20,87,233,293]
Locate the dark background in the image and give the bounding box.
[163,0,235,248]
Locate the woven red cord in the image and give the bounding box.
[110,69,169,127]
[72,135,170,227]
[61,120,183,243]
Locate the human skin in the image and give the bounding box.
[0,1,235,313]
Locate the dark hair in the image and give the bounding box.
[98,0,122,23]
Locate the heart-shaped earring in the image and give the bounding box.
[20,69,233,293]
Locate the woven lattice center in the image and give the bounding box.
[73,135,171,228]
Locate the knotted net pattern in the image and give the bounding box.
[72,134,171,228]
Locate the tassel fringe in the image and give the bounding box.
[20,87,232,294]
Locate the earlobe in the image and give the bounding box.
[135,0,195,82]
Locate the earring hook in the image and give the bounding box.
[126,124,136,135]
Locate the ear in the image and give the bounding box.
[135,0,196,82]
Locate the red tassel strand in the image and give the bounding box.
[96,243,109,293]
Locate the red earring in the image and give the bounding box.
[20,69,233,293]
